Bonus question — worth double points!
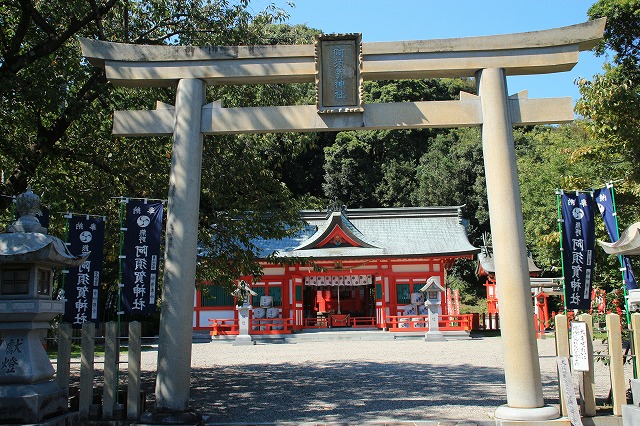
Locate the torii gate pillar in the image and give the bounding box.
[478,68,558,422]
[141,78,206,423]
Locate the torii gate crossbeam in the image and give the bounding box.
[80,18,605,425]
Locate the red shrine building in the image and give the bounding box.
[194,206,479,334]
[476,245,542,315]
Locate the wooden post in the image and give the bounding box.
[56,322,72,390]
[127,321,142,421]
[606,313,626,416]
[79,322,95,419]
[102,322,118,418]
[632,313,640,379]
[555,314,570,416]
[577,313,596,416]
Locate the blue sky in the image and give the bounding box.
[256,0,610,103]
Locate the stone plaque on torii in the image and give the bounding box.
[80,18,605,424]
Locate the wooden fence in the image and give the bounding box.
[56,321,144,422]
[554,312,639,418]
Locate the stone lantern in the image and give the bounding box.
[0,189,87,424]
[232,280,257,346]
[420,276,445,341]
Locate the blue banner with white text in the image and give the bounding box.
[62,215,105,327]
[594,186,638,290]
[121,200,163,315]
[561,192,596,310]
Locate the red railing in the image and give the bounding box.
[209,318,295,335]
[301,316,377,328]
[209,319,239,336]
[251,318,294,334]
[387,315,428,331]
[439,314,472,331]
[302,317,329,328]
[386,314,472,332]
[350,316,376,327]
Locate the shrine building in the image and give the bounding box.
[194,206,479,334]
[477,245,542,315]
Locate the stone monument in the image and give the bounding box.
[421,277,445,341]
[232,280,257,346]
[0,189,87,424]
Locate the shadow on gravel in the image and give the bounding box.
[139,357,529,423]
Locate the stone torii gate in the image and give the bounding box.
[80,18,605,424]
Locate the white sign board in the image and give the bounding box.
[571,321,590,372]
[557,357,583,426]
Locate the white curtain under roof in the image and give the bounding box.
[304,275,372,287]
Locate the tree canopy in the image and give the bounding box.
[0,0,319,311]
[576,0,640,193]
[3,0,640,316]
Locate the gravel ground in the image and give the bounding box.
[128,333,631,425]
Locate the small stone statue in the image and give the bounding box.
[232,279,257,306]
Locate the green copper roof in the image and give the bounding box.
[255,206,479,260]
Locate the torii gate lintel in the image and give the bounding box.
[112,91,573,137]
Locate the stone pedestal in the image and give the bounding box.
[621,378,640,426]
[0,381,68,423]
[234,304,255,346]
[623,404,640,425]
[0,300,69,424]
[424,304,444,341]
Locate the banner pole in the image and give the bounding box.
[118,198,125,335]
[117,198,127,404]
[609,183,636,379]
[556,190,568,315]
[60,214,70,315]
[609,184,632,324]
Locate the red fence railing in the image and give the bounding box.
[386,314,473,332]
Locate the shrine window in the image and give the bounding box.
[396,284,410,304]
[1,268,30,295]
[251,281,283,307]
[269,286,283,306]
[37,268,52,296]
[200,284,235,307]
[251,286,265,306]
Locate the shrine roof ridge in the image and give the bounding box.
[298,206,465,221]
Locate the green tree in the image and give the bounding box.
[516,123,633,293]
[322,78,476,207]
[576,0,640,195]
[0,1,335,318]
[0,0,291,211]
[412,127,488,243]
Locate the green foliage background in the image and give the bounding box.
[2,0,640,318]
